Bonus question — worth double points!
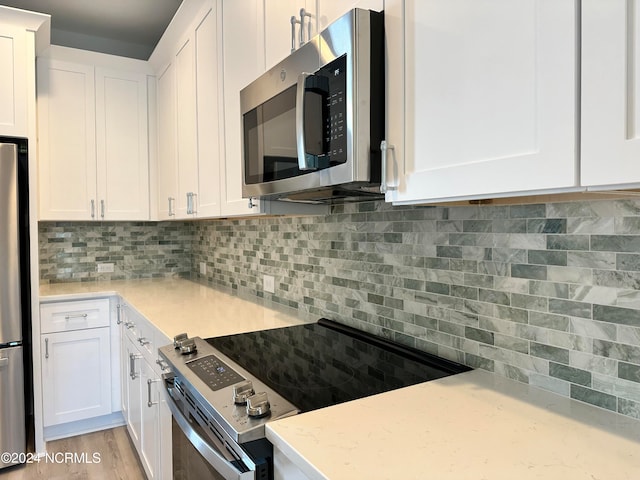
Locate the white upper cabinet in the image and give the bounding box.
[37,59,96,220]
[264,1,316,70]
[96,68,150,220]
[0,24,28,137]
[384,0,578,205]
[38,50,150,221]
[582,0,640,188]
[174,32,198,218]
[156,62,178,220]
[194,7,223,217]
[152,1,222,219]
[264,1,384,70]
[317,0,383,31]
[219,0,265,216]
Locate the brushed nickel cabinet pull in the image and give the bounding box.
[147,378,160,407]
[129,353,142,379]
[290,15,301,52]
[380,140,397,194]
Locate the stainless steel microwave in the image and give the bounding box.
[240,8,384,203]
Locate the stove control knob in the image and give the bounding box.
[233,380,255,405]
[173,333,188,348]
[246,392,271,418]
[179,338,197,355]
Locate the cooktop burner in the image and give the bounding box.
[206,318,470,412]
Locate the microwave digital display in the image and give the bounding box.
[321,55,347,163]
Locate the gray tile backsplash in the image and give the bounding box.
[39,221,191,282]
[39,198,640,421]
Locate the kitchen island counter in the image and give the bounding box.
[267,368,640,480]
[39,277,311,339]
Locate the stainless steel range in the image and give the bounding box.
[159,319,470,480]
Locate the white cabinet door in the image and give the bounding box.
[220,0,265,216]
[37,59,97,220]
[41,328,111,427]
[155,5,222,220]
[0,24,27,137]
[38,57,150,220]
[120,311,130,421]
[195,5,222,218]
[317,0,382,31]
[385,0,578,204]
[156,62,179,220]
[120,311,167,479]
[140,358,160,480]
[125,335,143,447]
[175,33,199,218]
[96,68,150,220]
[265,0,316,70]
[582,0,640,188]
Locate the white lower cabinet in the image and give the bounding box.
[41,327,112,427]
[273,445,311,480]
[121,305,172,480]
[140,358,161,479]
[124,335,143,447]
[39,298,118,435]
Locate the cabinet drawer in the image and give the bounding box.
[40,299,110,334]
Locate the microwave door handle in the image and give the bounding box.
[296,73,316,171]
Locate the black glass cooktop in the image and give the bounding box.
[206,318,470,412]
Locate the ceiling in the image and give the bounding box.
[0,0,182,59]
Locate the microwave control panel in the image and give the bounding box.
[320,54,347,164]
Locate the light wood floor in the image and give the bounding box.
[0,427,146,480]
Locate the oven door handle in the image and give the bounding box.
[166,386,254,480]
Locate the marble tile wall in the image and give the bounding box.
[191,199,640,421]
[38,198,640,420]
[38,221,192,283]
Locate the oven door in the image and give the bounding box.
[166,383,255,480]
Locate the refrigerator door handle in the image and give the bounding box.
[45,338,49,359]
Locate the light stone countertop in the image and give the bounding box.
[39,277,312,340]
[40,279,640,479]
[267,369,640,480]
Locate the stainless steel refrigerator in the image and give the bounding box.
[0,139,29,470]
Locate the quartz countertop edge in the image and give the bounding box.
[39,277,313,340]
[266,369,640,480]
